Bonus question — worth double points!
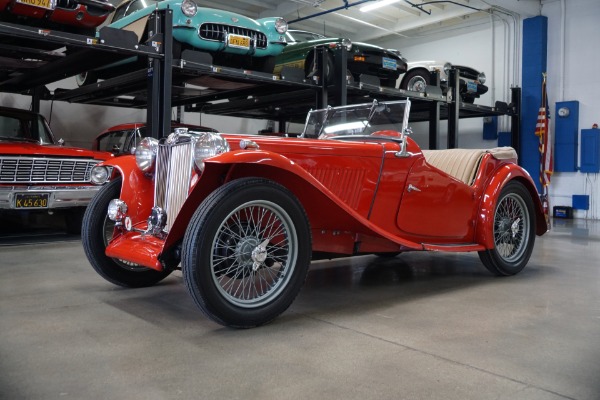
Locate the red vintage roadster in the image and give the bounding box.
[82,100,547,328]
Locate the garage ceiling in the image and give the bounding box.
[202,0,541,43]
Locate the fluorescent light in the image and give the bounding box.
[360,0,401,12]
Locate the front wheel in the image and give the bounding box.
[81,178,172,287]
[182,178,312,328]
[478,181,536,276]
[400,69,430,92]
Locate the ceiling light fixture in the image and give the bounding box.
[360,0,401,12]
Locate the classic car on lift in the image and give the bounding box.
[273,30,407,88]
[82,99,547,328]
[399,61,488,103]
[0,0,114,35]
[0,106,112,233]
[76,0,288,85]
[93,122,218,156]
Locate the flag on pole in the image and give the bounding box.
[535,73,553,188]
[535,73,552,225]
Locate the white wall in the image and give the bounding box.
[376,0,600,219]
[543,0,600,219]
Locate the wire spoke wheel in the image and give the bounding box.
[211,200,297,308]
[182,178,311,328]
[478,181,536,276]
[493,193,529,263]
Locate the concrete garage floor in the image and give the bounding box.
[1,219,599,400]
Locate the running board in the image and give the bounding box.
[422,243,485,252]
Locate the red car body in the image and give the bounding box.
[0,0,114,34]
[0,106,112,231]
[82,100,547,327]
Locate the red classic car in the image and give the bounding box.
[0,106,112,233]
[0,0,114,35]
[93,122,218,156]
[82,100,547,327]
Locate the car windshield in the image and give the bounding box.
[112,0,159,23]
[287,30,326,42]
[301,100,410,139]
[0,111,55,144]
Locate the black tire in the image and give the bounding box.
[81,178,172,287]
[75,71,97,87]
[400,68,430,92]
[65,206,86,234]
[462,96,475,104]
[182,178,312,328]
[478,181,536,276]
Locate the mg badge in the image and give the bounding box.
[231,17,239,23]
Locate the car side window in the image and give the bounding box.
[99,131,129,153]
[0,116,22,138]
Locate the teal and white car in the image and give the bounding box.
[77,0,287,84]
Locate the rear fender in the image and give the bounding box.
[475,164,548,248]
[165,150,423,252]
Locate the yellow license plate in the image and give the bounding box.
[17,0,54,9]
[15,193,49,209]
[228,34,250,49]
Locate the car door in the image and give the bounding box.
[396,156,477,241]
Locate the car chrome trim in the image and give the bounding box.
[0,185,102,209]
[198,23,268,49]
[0,156,99,184]
[154,140,195,233]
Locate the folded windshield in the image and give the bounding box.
[301,100,410,139]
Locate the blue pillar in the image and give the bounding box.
[521,16,548,193]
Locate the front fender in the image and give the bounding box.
[98,155,154,225]
[475,164,548,249]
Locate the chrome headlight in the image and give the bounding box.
[274,18,287,34]
[135,137,159,173]
[107,199,128,222]
[443,62,453,73]
[341,38,352,51]
[193,132,230,172]
[181,0,197,17]
[478,72,486,84]
[91,165,110,185]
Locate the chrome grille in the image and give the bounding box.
[0,157,98,183]
[154,141,194,233]
[199,23,268,49]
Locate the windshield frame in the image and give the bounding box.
[300,99,411,140]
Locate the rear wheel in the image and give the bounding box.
[478,181,536,276]
[182,178,312,328]
[81,178,172,287]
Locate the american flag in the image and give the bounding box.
[535,73,552,225]
[535,73,553,188]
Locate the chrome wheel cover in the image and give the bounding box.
[493,193,530,263]
[210,200,297,308]
[407,76,427,92]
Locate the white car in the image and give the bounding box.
[398,61,487,103]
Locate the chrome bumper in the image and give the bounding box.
[0,185,102,209]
